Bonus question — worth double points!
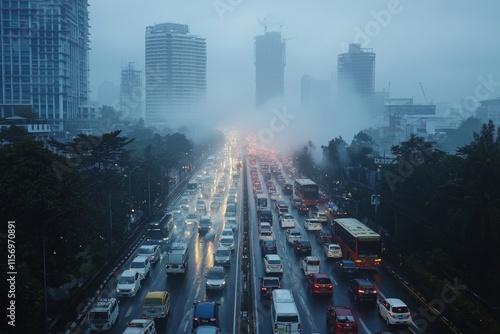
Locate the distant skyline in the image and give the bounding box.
[87,0,500,144]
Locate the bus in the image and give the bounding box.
[146,212,175,249]
[255,194,268,212]
[332,218,382,269]
[294,178,319,206]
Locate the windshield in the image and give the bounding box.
[216,249,229,256]
[119,276,134,284]
[277,315,299,323]
[89,311,108,321]
[207,269,224,279]
[130,262,145,269]
[144,298,164,306]
[358,240,381,257]
[316,277,331,284]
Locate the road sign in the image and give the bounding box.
[371,194,380,206]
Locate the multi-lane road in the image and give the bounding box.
[78,151,454,334]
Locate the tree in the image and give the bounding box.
[348,131,377,167]
[0,125,34,144]
[294,144,315,178]
[15,105,37,121]
[438,117,482,153]
[321,136,348,180]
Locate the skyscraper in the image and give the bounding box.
[145,23,206,126]
[120,62,143,120]
[0,0,92,131]
[337,43,375,112]
[254,31,286,107]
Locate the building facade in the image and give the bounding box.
[120,62,143,120]
[254,31,286,107]
[0,0,93,132]
[476,98,500,126]
[337,43,375,113]
[145,23,206,126]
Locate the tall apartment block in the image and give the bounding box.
[0,0,93,132]
[254,31,286,107]
[145,23,206,126]
[337,43,375,112]
[120,62,143,120]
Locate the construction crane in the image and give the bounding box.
[419,82,429,104]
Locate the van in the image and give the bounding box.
[165,242,189,275]
[142,291,171,319]
[87,298,119,332]
[271,289,301,333]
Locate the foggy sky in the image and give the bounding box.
[88,0,500,150]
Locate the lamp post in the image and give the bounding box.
[128,166,142,233]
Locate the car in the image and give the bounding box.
[137,244,161,264]
[290,197,302,208]
[179,197,190,211]
[277,206,289,217]
[334,259,358,278]
[286,228,303,244]
[193,326,221,334]
[258,209,273,225]
[122,319,156,334]
[324,243,343,259]
[297,203,310,215]
[259,276,281,299]
[259,221,272,233]
[219,234,235,250]
[377,298,412,325]
[205,266,227,290]
[263,254,284,274]
[142,290,171,319]
[275,199,288,210]
[279,214,296,228]
[316,229,333,245]
[185,213,199,225]
[260,239,278,256]
[270,192,282,201]
[221,228,234,238]
[192,301,220,330]
[326,306,358,333]
[210,200,221,211]
[87,298,119,332]
[349,278,378,302]
[304,218,322,231]
[293,240,312,256]
[224,217,238,231]
[214,245,231,267]
[312,211,329,223]
[308,273,333,296]
[196,199,207,214]
[129,256,151,280]
[116,270,141,297]
[213,193,222,201]
[301,256,320,275]
[259,229,274,242]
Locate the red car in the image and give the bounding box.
[326,306,358,334]
[308,273,333,296]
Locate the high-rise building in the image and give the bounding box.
[254,31,286,107]
[120,63,143,120]
[145,23,206,126]
[337,43,375,112]
[0,0,93,132]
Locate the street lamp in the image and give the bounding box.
[128,166,142,233]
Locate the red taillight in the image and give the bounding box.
[261,287,267,291]
[389,312,395,318]
[314,284,319,289]
[165,264,169,268]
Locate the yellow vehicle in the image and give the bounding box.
[142,291,171,319]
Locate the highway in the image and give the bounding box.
[77,146,455,334]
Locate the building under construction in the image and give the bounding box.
[120,62,143,120]
[337,44,375,111]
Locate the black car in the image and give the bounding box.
[334,259,358,278]
[259,276,281,299]
[261,240,278,256]
[192,301,220,330]
[349,278,378,302]
[293,240,312,256]
[297,203,310,216]
[315,229,333,245]
[259,209,273,225]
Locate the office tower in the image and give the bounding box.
[337,43,375,112]
[120,63,143,120]
[0,0,92,131]
[254,31,286,107]
[145,23,206,126]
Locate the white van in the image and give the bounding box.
[87,298,119,332]
[165,242,189,275]
[271,289,301,333]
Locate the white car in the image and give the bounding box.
[129,256,151,281]
[286,228,303,244]
[303,218,322,231]
[221,228,234,238]
[225,217,238,231]
[324,243,343,259]
[279,214,296,228]
[301,256,321,275]
[377,298,412,325]
[270,192,282,201]
[219,235,235,250]
[264,254,284,274]
[116,270,141,297]
[259,230,274,242]
[210,199,221,211]
[205,266,227,290]
[122,319,156,334]
[312,211,329,223]
[259,222,272,233]
[137,244,161,264]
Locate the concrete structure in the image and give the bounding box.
[145,23,206,126]
[476,98,500,125]
[255,31,286,107]
[385,98,436,127]
[0,0,92,132]
[120,62,143,120]
[337,44,375,113]
[0,116,52,142]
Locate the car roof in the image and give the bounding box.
[139,244,156,250]
[332,306,353,316]
[384,298,407,306]
[353,278,374,286]
[145,291,168,298]
[304,256,319,260]
[132,255,148,262]
[295,239,310,244]
[311,273,330,279]
[194,326,220,334]
[216,245,229,251]
[194,301,217,317]
[208,266,225,274]
[121,270,137,277]
[265,254,281,260]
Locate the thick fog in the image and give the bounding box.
[89,0,500,154]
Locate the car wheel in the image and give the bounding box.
[386,317,391,326]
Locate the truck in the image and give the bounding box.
[165,242,189,275]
